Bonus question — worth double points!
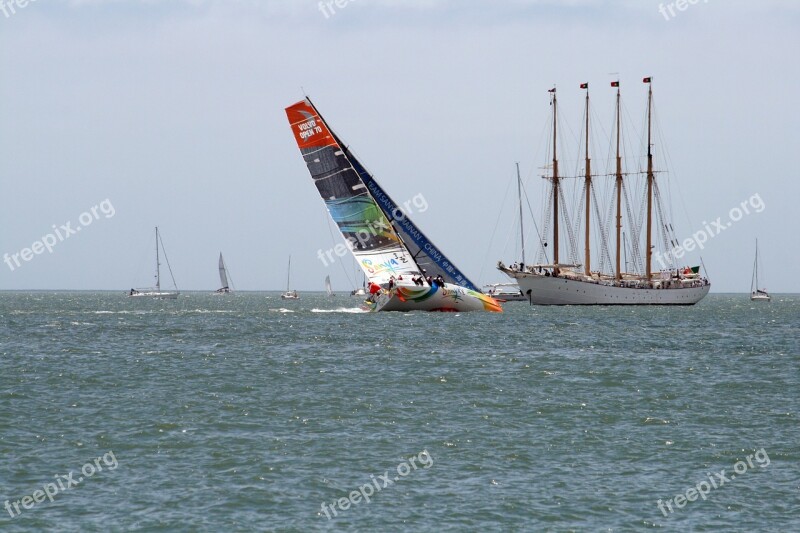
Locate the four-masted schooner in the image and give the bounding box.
[499,78,710,305]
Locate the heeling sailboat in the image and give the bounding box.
[285,97,501,313]
[499,79,710,305]
[750,239,770,301]
[214,253,233,294]
[128,226,179,299]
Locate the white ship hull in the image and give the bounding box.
[367,282,502,313]
[503,270,709,306]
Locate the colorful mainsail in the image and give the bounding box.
[286,98,479,290]
[350,159,479,290]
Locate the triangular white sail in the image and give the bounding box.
[214,252,233,294]
[325,275,333,296]
[218,253,229,289]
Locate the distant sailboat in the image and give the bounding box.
[128,227,179,299]
[214,253,233,294]
[281,255,299,300]
[488,162,529,303]
[750,239,770,301]
[325,275,334,297]
[351,272,367,297]
[481,283,527,302]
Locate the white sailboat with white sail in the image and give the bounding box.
[128,227,180,299]
[325,275,334,297]
[750,239,770,301]
[281,255,299,300]
[214,253,234,294]
[499,79,709,305]
[286,98,502,313]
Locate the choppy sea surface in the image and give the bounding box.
[0,292,798,531]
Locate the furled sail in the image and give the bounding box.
[286,99,421,284]
[218,253,229,289]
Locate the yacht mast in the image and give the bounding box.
[752,239,759,292]
[551,88,560,275]
[645,76,654,280]
[516,162,526,265]
[583,83,591,276]
[613,81,622,281]
[155,226,161,292]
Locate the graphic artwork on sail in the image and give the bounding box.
[285,97,502,313]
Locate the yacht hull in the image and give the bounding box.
[503,270,709,306]
[369,283,502,313]
[129,291,179,300]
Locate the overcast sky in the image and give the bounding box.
[1,0,797,292]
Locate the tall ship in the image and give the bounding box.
[499,79,710,305]
[286,97,502,313]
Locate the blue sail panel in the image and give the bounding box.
[349,158,479,291]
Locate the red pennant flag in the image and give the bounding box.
[643,77,652,83]
[611,81,619,87]
[580,83,588,89]
[548,87,556,93]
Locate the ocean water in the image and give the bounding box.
[0,292,798,531]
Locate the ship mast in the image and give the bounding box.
[645,76,654,281]
[583,83,591,276]
[551,88,560,275]
[613,81,622,281]
[516,162,526,265]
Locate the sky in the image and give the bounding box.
[1,0,798,292]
